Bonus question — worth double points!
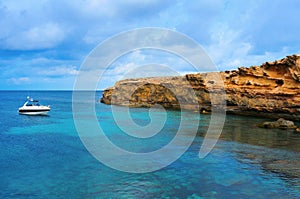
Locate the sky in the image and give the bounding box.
[0,0,300,90]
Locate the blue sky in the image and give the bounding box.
[1,0,300,90]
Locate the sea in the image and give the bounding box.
[1,91,300,199]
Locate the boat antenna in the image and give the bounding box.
[27,90,31,100]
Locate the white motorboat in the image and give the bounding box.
[19,97,50,115]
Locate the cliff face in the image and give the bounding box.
[101,55,300,120]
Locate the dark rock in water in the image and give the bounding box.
[258,118,297,129]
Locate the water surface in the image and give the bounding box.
[1,91,300,198]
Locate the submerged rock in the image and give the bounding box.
[101,55,300,120]
[258,118,297,129]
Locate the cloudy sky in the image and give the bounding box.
[1,0,300,90]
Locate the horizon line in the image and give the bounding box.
[0,89,104,91]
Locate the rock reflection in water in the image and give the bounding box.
[199,115,300,152]
[198,114,300,184]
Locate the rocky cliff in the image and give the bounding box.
[101,55,300,120]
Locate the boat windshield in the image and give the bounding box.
[26,100,40,106]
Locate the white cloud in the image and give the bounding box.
[7,77,30,85]
[38,66,79,76]
[107,49,193,74]
[1,0,300,90]
[206,23,292,70]
[4,23,66,50]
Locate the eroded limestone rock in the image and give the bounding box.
[101,55,300,120]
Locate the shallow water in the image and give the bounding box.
[1,91,300,198]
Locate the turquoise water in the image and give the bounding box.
[1,91,300,198]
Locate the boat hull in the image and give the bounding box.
[19,111,50,115]
[18,106,50,116]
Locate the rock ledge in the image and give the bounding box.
[101,55,300,120]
